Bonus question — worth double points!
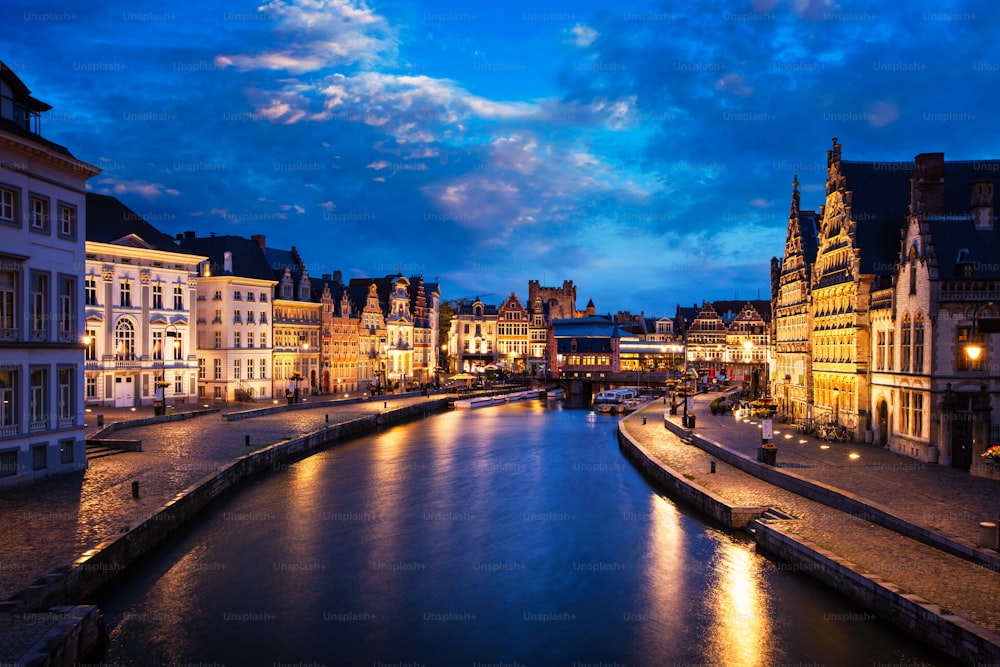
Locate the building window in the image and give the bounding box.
[85,328,96,360]
[261,332,267,349]
[29,368,47,429]
[260,292,268,302]
[233,358,241,380]
[233,311,242,324]
[213,386,222,399]
[247,331,254,349]
[213,309,222,324]
[234,331,241,349]
[85,276,97,306]
[0,187,17,224]
[120,280,132,308]
[900,314,911,373]
[175,374,183,394]
[233,291,242,301]
[58,204,76,237]
[214,331,222,349]
[198,357,206,380]
[913,314,925,374]
[30,273,48,341]
[247,311,255,324]
[173,285,184,310]
[213,358,222,380]
[152,283,163,309]
[86,376,96,399]
[0,269,16,340]
[913,393,923,437]
[247,292,255,302]
[0,450,16,477]
[29,196,48,231]
[57,367,73,422]
[0,370,18,433]
[213,290,222,301]
[260,311,267,324]
[247,359,254,379]
[956,326,984,371]
[152,331,163,361]
[32,444,46,470]
[58,277,74,340]
[171,333,182,360]
[887,330,894,371]
[899,390,910,434]
[114,319,135,360]
[260,358,267,379]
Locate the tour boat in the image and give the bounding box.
[545,388,565,400]
[454,396,494,408]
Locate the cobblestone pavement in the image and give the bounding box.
[624,397,1000,636]
[0,394,442,602]
[674,393,1000,546]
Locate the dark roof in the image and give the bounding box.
[557,337,613,353]
[711,300,771,323]
[456,302,498,316]
[0,61,77,158]
[176,235,274,281]
[85,193,183,252]
[840,161,912,275]
[799,211,820,266]
[941,161,1000,213]
[929,218,1000,280]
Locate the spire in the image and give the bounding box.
[790,174,800,218]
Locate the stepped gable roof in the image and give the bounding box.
[839,161,912,276]
[85,193,183,251]
[176,234,274,281]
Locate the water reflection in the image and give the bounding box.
[704,532,772,667]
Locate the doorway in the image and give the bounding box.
[114,376,134,407]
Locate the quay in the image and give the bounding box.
[620,392,1000,665]
[0,389,473,665]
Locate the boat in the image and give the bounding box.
[594,388,640,414]
[454,396,494,409]
[595,403,615,414]
[545,388,565,400]
[492,395,507,404]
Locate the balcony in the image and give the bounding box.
[0,424,18,438]
[29,420,47,433]
[0,327,17,341]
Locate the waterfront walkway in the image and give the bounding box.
[624,393,1000,640]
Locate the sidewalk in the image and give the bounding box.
[624,394,1000,641]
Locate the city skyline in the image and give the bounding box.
[4,0,999,312]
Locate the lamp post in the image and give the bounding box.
[833,386,840,427]
[155,323,179,415]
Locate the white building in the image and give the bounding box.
[83,194,205,410]
[177,233,277,403]
[0,62,100,486]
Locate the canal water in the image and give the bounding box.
[95,401,958,666]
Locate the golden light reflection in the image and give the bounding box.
[635,493,687,657]
[848,452,860,460]
[704,538,772,667]
[820,444,830,450]
[798,439,808,444]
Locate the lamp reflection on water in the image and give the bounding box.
[704,534,772,667]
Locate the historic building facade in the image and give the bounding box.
[0,62,100,485]
[83,195,204,410]
[497,292,530,373]
[449,298,498,374]
[772,140,999,474]
[178,234,276,403]
[319,277,360,395]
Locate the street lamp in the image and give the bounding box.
[964,301,994,366]
[832,386,840,427]
[155,323,179,415]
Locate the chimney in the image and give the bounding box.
[251,234,266,251]
[184,230,195,239]
[333,270,343,285]
[911,152,945,215]
[972,179,994,230]
[223,251,233,274]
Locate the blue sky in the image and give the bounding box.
[5,0,998,314]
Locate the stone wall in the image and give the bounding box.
[755,520,1000,665]
[617,421,767,529]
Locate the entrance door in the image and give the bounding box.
[952,411,973,471]
[114,376,134,407]
[877,400,888,447]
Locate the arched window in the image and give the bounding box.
[900,313,911,373]
[114,319,135,360]
[913,313,925,374]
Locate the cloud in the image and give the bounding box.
[569,24,598,48]
[216,0,397,73]
[95,178,180,200]
[714,72,753,98]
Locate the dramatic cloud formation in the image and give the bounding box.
[5,0,1000,312]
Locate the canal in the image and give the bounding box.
[95,400,958,666]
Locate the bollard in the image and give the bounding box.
[979,522,998,549]
[710,461,716,474]
[97,414,104,427]
[131,481,139,498]
[245,434,251,447]
[325,414,329,423]
[642,416,647,425]
[384,401,387,409]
